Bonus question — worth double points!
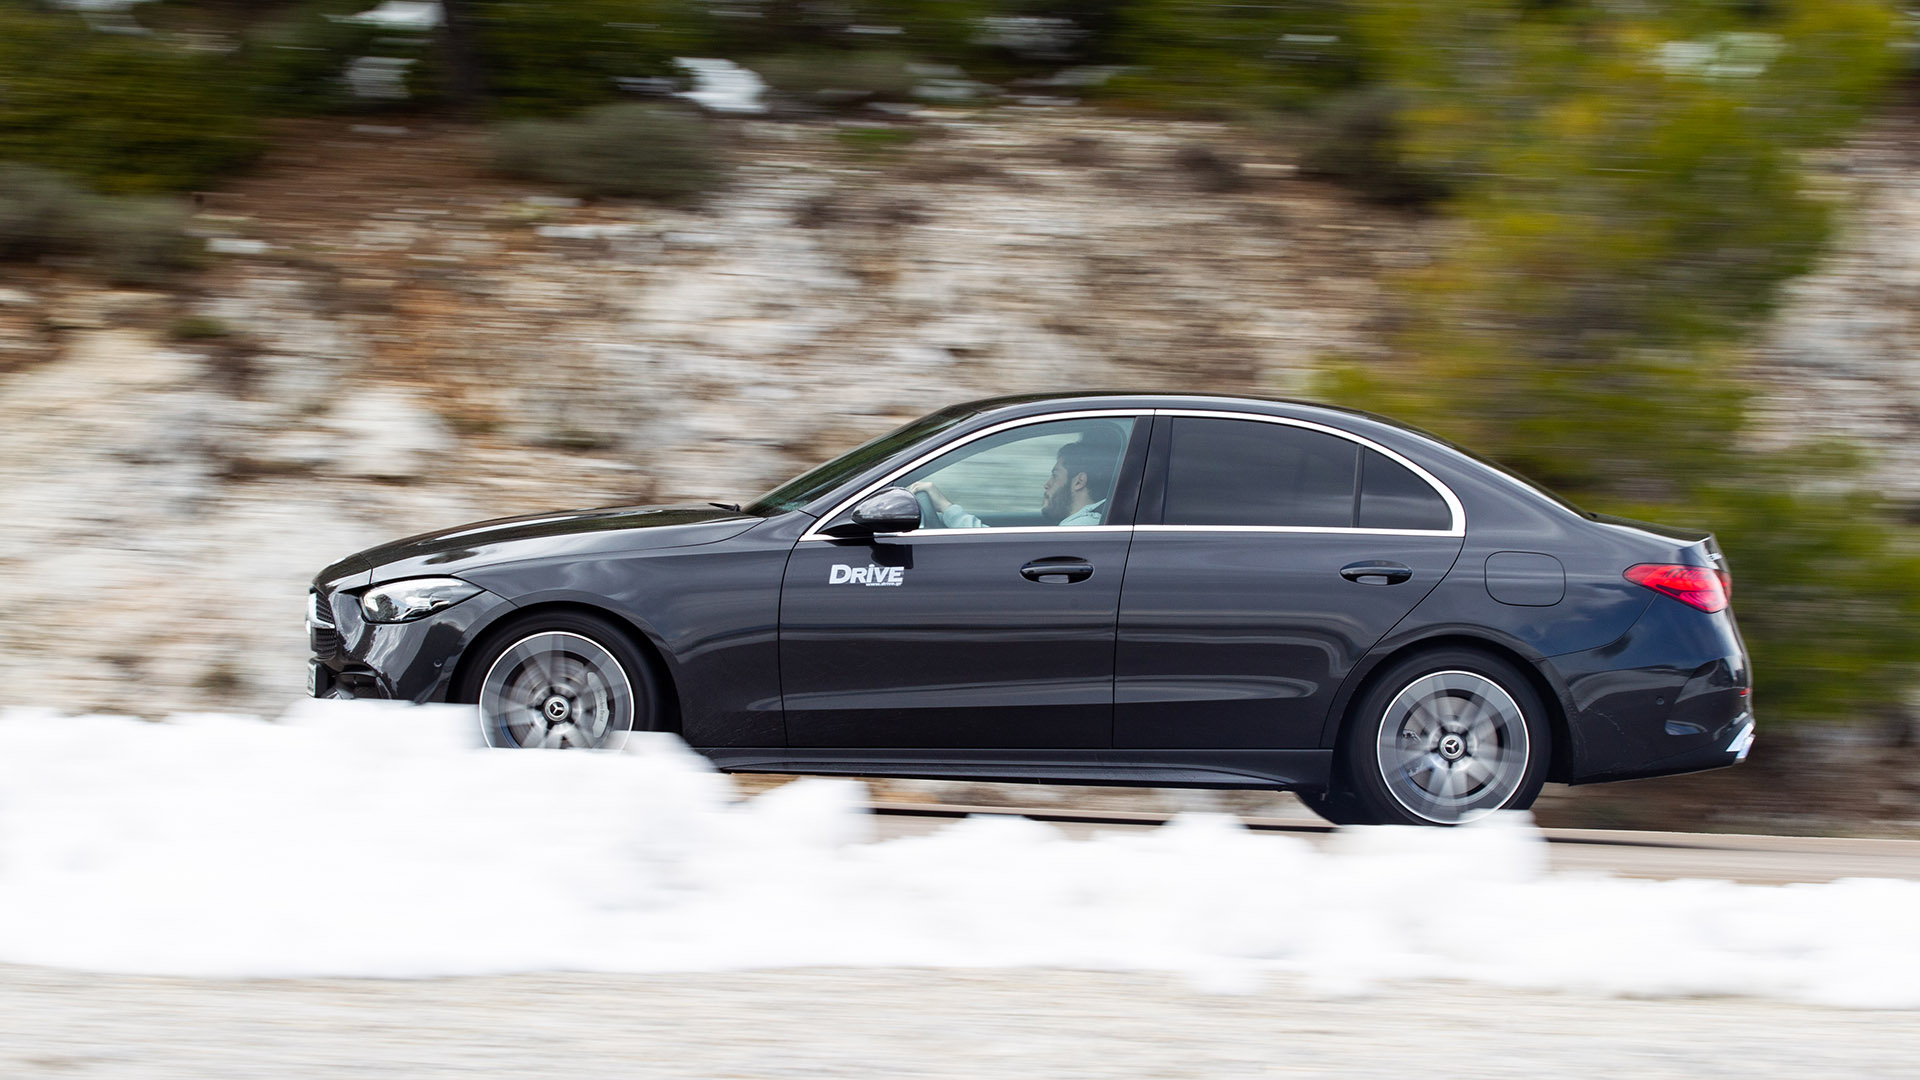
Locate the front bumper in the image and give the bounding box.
[307,582,515,703]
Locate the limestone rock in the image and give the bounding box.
[321,388,453,481]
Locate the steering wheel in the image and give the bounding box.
[914,488,937,529]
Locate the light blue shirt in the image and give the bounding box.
[1060,499,1107,526]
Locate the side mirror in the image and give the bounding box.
[825,487,922,537]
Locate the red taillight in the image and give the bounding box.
[1624,564,1730,613]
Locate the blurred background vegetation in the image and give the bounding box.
[1,0,1916,732]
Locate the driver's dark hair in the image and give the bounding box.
[1057,426,1126,500]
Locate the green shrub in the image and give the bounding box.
[1101,0,1365,116]
[493,103,723,202]
[754,49,921,108]
[1688,467,1920,727]
[470,0,711,116]
[0,4,262,193]
[242,0,407,115]
[0,164,195,284]
[707,0,1007,69]
[1297,87,1447,207]
[73,196,197,285]
[0,162,83,259]
[466,0,990,115]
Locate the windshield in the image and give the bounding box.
[744,405,975,515]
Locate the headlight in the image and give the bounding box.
[360,578,482,623]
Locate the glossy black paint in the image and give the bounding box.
[308,392,1752,792]
[314,504,792,747]
[1114,528,1463,749]
[781,529,1134,748]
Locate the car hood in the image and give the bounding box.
[315,505,760,590]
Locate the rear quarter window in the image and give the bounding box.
[1358,448,1452,531]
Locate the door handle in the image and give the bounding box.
[1021,558,1095,584]
[1341,561,1413,586]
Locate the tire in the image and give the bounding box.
[1296,787,1371,826]
[1320,647,1551,826]
[458,611,661,750]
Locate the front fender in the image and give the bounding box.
[449,585,683,697]
[448,538,793,748]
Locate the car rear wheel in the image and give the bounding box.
[1295,787,1370,826]
[1315,648,1550,826]
[461,612,659,750]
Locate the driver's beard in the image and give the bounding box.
[1040,489,1068,524]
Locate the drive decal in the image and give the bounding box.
[829,563,905,587]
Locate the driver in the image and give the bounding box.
[910,429,1124,529]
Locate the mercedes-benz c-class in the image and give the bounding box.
[307,393,1754,825]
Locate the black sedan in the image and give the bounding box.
[307,393,1753,825]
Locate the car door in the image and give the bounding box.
[1114,413,1466,749]
[780,414,1147,749]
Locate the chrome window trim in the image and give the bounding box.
[882,525,1135,538]
[798,410,1145,542]
[1134,525,1460,538]
[796,405,1466,542]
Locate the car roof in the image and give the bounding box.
[948,391,1448,443]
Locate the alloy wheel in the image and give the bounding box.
[1374,669,1531,824]
[478,631,635,749]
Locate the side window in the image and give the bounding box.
[1358,449,1452,531]
[1163,418,1359,528]
[900,417,1136,529]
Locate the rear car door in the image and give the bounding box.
[1114,413,1465,749]
[780,414,1147,749]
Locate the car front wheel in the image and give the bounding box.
[460,612,659,750]
[1318,648,1550,826]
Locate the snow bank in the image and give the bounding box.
[1,703,1916,1007]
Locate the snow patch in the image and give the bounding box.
[674,58,768,114]
[340,1,442,31]
[1,703,1917,1008]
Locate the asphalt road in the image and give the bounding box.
[2,965,1914,1079]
